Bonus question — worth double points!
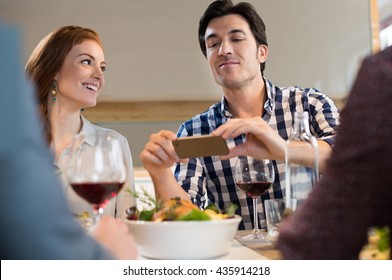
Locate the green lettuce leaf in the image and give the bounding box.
[178,209,211,221]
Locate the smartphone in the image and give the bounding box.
[173,135,229,158]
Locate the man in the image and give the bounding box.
[0,23,136,260]
[140,0,339,230]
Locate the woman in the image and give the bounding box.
[25,26,135,219]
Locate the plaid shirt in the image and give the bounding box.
[174,78,340,230]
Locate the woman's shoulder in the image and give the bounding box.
[82,116,128,142]
[96,127,130,149]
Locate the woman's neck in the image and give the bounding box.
[50,109,82,161]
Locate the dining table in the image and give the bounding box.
[133,227,385,260]
[233,230,282,260]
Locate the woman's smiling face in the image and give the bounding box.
[55,39,106,109]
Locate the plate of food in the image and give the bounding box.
[359,226,390,260]
[124,195,241,259]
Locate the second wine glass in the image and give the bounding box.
[235,156,275,241]
[66,132,128,226]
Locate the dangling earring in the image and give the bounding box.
[51,81,57,101]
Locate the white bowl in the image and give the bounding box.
[125,215,242,259]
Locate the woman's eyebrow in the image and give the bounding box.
[78,53,106,65]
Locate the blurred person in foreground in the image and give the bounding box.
[275,46,392,259]
[215,46,392,259]
[25,26,135,219]
[140,0,339,230]
[0,23,137,259]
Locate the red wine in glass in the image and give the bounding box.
[70,181,124,212]
[236,181,272,197]
[66,132,128,226]
[235,157,274,241]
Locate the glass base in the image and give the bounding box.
[236,229,270,243]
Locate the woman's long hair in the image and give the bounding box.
[25,26,103,145]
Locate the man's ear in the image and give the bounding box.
[258,44,268,63]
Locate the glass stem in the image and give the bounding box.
[252,197,261,238]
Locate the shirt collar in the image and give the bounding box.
[219,77,275,118]
[220,96,232,118]
[52,115,96,166]
[263,77,275,115]
[79,115,96,147]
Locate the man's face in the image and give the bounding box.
[204,14,267,89]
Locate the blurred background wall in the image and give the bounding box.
[1,0,391,166]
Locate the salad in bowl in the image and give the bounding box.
[124,192,241,259]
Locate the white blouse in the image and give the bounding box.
[54,116,136,219]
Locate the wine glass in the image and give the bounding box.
[66,132,127,226]
[234,156,275,241]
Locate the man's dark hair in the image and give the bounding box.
[198,0,268,74]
